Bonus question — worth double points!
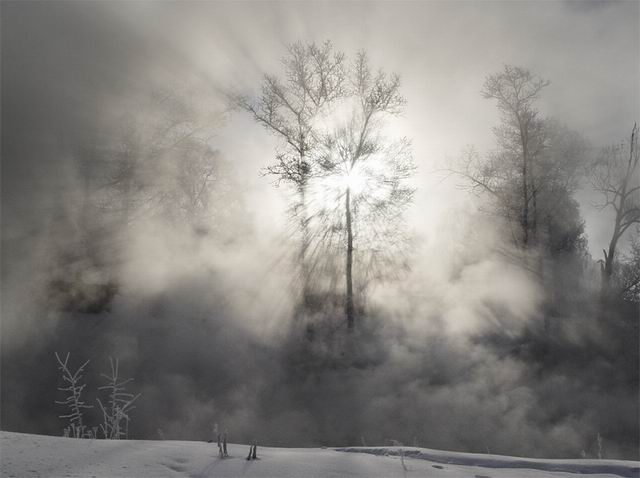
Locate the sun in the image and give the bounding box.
[310,163,371,213]
[340,167,368,195]
[312,159,388,211]
[319,163,369,198]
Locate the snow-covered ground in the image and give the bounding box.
[1,431,638,478]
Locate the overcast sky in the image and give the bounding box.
[2,0,639,254]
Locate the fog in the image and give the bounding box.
[2,0,638,460]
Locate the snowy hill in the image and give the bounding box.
[1,431,638,478]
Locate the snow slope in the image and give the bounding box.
[1,431,638,478]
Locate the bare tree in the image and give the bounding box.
[314,52,415,330]
[452,67,588,260]
[98,89,225,230]
[46,90,229,318]
[615,229,640,302]
[592,123,640,292]
[480,65,550,247]
[54,352,92,438]
[238,45,413,330]
[452,146,525,246]
[236,41,346,303]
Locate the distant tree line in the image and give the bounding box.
[453,65,639,308]
[45,89,243,316]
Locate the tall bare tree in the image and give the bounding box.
[314,52,415,330]
[480,65,550,247]
[592,123,640,292]
[236,41,346,302]
[453,67,589,257]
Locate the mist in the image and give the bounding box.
[2,0,638,461]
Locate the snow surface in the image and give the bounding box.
[1,431,638,478]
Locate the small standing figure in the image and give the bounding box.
[222,428,228,457]
[214,423,223,458]
[246,441,258,460]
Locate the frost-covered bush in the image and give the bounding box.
[54,352,93,438]
[54,353,140,439]
[96,357,141,439]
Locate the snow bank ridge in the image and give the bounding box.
[337,447,640,478]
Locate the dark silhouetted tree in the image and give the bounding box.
[314,52,415,330]
[614,229,640,302]
[592,123,640,294]
[453,68,587,261]
[480,65,550,247]
[236,41,346,303]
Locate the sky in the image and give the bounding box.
[1,0,639,460]
[2,0,639,254]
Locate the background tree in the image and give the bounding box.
[451,67,589,335]
[236,41,346,303]
[454,67,587,261]
[480,65,550,248]
[46,88,233,315]
[591,123,640,294]
[100,90,224,230]
[614,230,640,302]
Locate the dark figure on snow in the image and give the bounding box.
[222,429,228,457]
[217,431,223,458]
[246,441,257,460]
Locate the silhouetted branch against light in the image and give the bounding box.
[592,123,640,288]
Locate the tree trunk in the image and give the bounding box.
[602,177,627,295]
[531,179,537,246]
[520,127,530,247]
[600,124,638,298]
[121,154,134,228]
[299,182,310,304]
[604,241,616,281]
[602,223,621,296]
[345,186,354,330]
